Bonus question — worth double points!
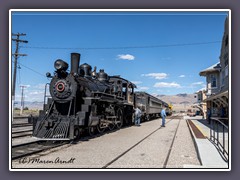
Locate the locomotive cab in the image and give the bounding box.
[109,76,136,103]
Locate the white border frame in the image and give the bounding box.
[9,9,231,171]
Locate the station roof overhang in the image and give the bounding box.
[199,62,221,76]
[203,90,228,107]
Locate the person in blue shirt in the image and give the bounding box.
[134,106,142,126]
[161,107,166,127]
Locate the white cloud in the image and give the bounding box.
[15,83,50,102]
[179,75,185,78]
[34,83,47,89]
[19,84,31,88]
[15,90,45,102]
[117,54,135,60]
[197,87,207,92]
[151,93,158,97]
[192,82,204,85]
[29,91,44,95]
[153,82,181,88]
[141,73,168,80]
[137,86,150,90]
[131,81,142,85]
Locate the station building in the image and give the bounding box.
[199,16,229,125]
[192,88,207,118]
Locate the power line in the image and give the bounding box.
[17,61,46,77]
[20,40,222,50]
[11,60,46,78]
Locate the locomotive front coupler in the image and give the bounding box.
[44,120,55,128]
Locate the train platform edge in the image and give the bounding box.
[184,116,229,169]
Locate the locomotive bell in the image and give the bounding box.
[98,69,108,81]
[71,53,81,74]
[79,63,92,77]
[54,59,69,71]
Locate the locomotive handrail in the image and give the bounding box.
[44,83,51,105]
[210,117,229,162]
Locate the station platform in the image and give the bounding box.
[184,115,229,169]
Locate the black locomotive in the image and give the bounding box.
[33,53,172,140]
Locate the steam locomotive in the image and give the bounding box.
[33,53,172,140]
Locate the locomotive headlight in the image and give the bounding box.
[52,79,72,99]
[54,59,69,71]
[56,82,65,92]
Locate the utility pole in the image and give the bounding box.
[12,33,28,108]
[20,85,27,115]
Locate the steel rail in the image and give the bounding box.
[12,130,32,134]
[12,124,33,128]
[102,114,181,168]
[163,119,181,168]
[12,141,68,160]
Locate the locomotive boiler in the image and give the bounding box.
[33,53,136,140]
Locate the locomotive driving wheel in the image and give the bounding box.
[108,119,115,131]
[115,108,123,129]
[146,114,150,121]
[97,120,106,134]
[74,126,81,139]
[108,121,115,131]
[88,126,96,136]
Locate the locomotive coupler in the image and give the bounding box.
[44,120,55,128]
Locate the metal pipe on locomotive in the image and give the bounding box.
[33,53,136,140]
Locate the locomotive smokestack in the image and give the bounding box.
[71,53,81,74]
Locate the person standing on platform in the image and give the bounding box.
[207,108,212,124]
[161,107,166,127]
[134,106,142,126]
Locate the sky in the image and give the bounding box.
[11,10,228,102]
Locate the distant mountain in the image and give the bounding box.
[176,93,188,97]
[155,93,197,105]
[157,95,166,98]
[180,101,190,104]
[13,93,197,111]
[14,101,44,110]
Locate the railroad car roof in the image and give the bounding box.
[109,76,137,88]
[135,91,169,107]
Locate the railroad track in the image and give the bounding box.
[12,122,33,138]
[12,114,182,164]
[12,123,33,128]
[102,114,182,168]
[12,130,33,139]
[12,141,69,160]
